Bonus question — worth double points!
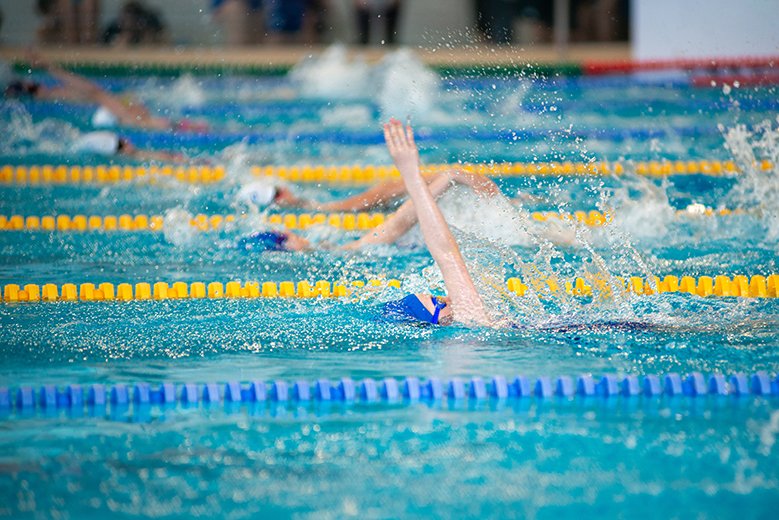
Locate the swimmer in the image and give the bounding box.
[238,165,501,254]
[276,168,504,212]
[239,120,494,326]
[235,181,305,209]
[6,52,209,132]
[72,130,184,162]
[378,118,491,327]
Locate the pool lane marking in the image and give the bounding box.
[2,372,777,421]
[2,275,778,303]
[1,160,773,185]
[0,205,756,233]
[0,210,610,232]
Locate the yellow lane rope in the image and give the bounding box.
[1,160,773,185]
[0,210,621,232]
[0,212,385,232]
[0,206,751,233]
[250,160,773,182]
[2,275,777,303]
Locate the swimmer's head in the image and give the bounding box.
[236,181,279,207]
[381,293,448,325]
[4,80,40,99]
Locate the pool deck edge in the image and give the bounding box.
[0,43,631,68]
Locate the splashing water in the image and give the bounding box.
[290,45,441,122]
[136,73,207,110]
[289,45,372,100]
[722,119,779,244]
[0,102,79,154]
[372,48,440,121]
[162,208,200,247]
[167,74,207,108]
[604,173,675,242]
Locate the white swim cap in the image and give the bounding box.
[236,181,278,207]
[72,131,120,156]
[92,106,119,128]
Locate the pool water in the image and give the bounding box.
[1,50,778,518]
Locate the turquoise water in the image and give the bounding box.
[1,51,778,518]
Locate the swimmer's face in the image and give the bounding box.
[117,138,136,154]
[436,297,454,326]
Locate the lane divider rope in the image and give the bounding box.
[2,274,778,303]
[249,160,769,182]
[22,95,779,119]
[0,164,225,185]
[13,54,779,77]
[0,212,386,232]
[0,209,621,232]
[1,160,772,186]
[90,125,728,148]
[1,372,777,420]
[0,206,749,233]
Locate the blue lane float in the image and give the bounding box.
[114,124,722,150]
[518,98,779,115]
[24,95,778,123]
[0,372,776,419]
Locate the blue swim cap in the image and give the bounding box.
[381,293,447,325]
[237,231,288,251]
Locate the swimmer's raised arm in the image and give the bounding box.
[447,168,502,198]
[383,119,491,326]
[29,52,103,97]
[341,173,455,250]
[295,168,500,213]
[29,50,170,130]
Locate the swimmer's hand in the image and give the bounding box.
[383,118,420,179]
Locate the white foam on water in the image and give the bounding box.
[168,74,207,108]
[290,45,372,100]
[290,45,444,124]
[605,173,675,242]
[162,208,200,247]
[0,102,80,154]
[372,48,440,122]
[722,119,779,245]
[320,105,374,128]
[135,74,206,110]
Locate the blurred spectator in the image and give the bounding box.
[103,1,167,46]
[354,0,401,45]
[265,0,325,44]
[301,0,328,44]
[573,0,629,41]
[211,0,265,45]
[476,0,518,44]
[37,0,100,44]
[477,0,629,45]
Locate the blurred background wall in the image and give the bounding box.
[0,0,476,47]
[3,0,775,60]
[632,0,779,60]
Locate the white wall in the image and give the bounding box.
[0,0,477,46]
[632,0,779,60]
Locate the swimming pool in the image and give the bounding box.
[1,49,778,518]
